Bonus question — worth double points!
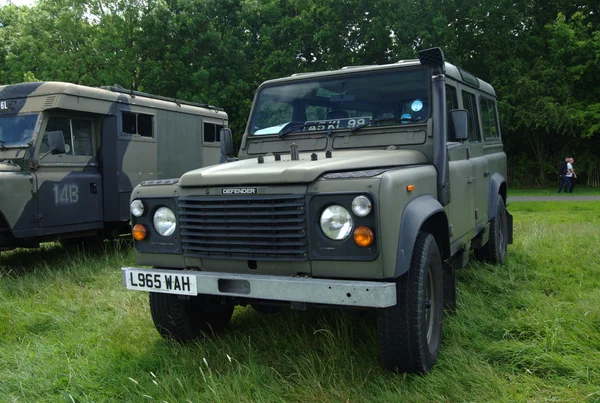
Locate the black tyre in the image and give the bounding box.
[474,194,508,264]
[149,292,234,342]
[487,195,508,264]
[377,232,444,374]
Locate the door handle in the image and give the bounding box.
[90,183,97,194]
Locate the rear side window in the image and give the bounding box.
[480,97,499,139]
[122,112,153,137]
[204,122,223,143]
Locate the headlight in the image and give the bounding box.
[320,205,353,240]
[153,207,176,236]
[351,196,372,217]
[130,200,144,217]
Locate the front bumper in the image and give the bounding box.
[121,267,397,308]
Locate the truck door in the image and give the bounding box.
[446,84,475,242]
[33,114,103,228]
[461,89,489,227]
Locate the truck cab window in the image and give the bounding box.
[446,85,459,141]
[461,91,481,142]
[41,117,93,156]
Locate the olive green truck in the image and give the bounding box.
[122,47,513,374]
[0,82,227,251]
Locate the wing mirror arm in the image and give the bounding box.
[36,131,67,163]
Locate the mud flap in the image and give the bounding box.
[506,210,514,244]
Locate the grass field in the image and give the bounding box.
[1,201,600,402]
[508,185,600,196]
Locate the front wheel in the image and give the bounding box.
[377,232,444,374]
[149,292,234,342]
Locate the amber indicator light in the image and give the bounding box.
[354,226,374,247]
[132,224,147,241]
[406,185,415,192]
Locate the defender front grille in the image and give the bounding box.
[179,194,307,261]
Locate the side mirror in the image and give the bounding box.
[450,109,469,141]
[219,128,234,162]
[47,131,66,154]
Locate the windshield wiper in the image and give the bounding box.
[350,117,419,133]
[278,123,323,138]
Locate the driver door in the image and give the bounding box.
[33,113,103,229]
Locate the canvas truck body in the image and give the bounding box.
[122,48,513,374]
[0,82,227,251]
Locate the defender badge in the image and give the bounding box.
[221,188,257,194]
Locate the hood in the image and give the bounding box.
[179,149,428,187]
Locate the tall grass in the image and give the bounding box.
[1,202,599,402]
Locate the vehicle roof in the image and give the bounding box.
[260,59,497,97]
[0,81,227,116]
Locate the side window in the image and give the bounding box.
[461,91,481,142]
[480,97,499,139]
[122,112,153,137]
[41,117,93,156]
[446,84,459,141]
[203,122,223,143]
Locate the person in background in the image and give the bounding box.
[558,157,571,193]
[567,157,577,193]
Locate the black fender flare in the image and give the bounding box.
[487,173,507,221]
[394,194,448,278]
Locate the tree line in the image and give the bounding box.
[1,0,599,186]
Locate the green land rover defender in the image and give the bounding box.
[122,47,513,374]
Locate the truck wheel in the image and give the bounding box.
[377,232,444,374]
[474,194,507,265]
[149,292,234,342]
[487,195,508,264]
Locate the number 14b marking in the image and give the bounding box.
[53,184,79,204]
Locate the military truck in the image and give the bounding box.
[121,47,513,374]
[0,82,227,251]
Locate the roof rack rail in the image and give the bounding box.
[340,65,372,70]
[100,85,225,111]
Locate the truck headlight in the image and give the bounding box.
[153,207,176,236]
[130,200,144,217]
[351,196,372,217]
[320,205,353,240]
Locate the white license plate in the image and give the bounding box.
[124,269,198,296]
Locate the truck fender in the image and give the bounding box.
[487,173,507,221]
[394,194,448,278]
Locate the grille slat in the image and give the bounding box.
[181,231,306,239]
[179,195,308,261]
[180,217,304,225]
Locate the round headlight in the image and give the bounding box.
[320,205,353,240]
[130,200,144,217]
[351,196,372,217]
[153,207,176,236]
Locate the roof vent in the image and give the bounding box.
[43,95,57,109]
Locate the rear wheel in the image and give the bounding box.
[377,232,444,374]
[149,292,234,342]
[474,194,507,264]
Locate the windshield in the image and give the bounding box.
[0,114,38,147]
[250,68,430,135]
